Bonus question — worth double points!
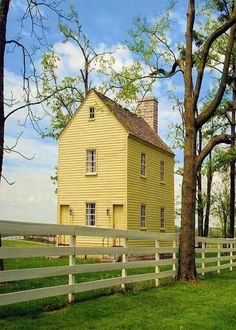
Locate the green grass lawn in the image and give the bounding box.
[1,240,236,329]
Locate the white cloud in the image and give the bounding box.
[53,41,85,75]
[0,167,56,223]
[4,70,25,120]
[4,135,57,170]
[2,135,57,223]
[100,43,134,72]
[52,41,136,79]
[2,68,57,224]
[4,70,47,130]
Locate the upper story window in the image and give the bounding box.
[86,149,96,174]
[89,107,95,120]
[160,160,165,182]
[140,204,146,228]
[160,207,165,230]
[86,203,96,226]
[141,153,146,177]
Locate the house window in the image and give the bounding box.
[86,203,96,226]
[89,107,95,119]
[160,160,165,182]
[140,204,146,228]
[86,149,96,174]
[141,153,146,176]
[160,207,165,230]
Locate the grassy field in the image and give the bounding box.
[1,240,236,329]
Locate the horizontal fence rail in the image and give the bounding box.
[0,220,236,306]
[0,220,179,240]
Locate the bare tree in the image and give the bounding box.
[0,0,67,270]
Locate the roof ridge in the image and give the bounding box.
[94,89,135,115]
[93,89,174,156]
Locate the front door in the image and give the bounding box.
[113,205,123,246]
[59,205,70,245]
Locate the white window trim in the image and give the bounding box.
[140,153,146,177]
[86,149,97,175]
[140,204,146,229]
[160,207,165,230]
[86,202,96,226]
[160,160,165,183]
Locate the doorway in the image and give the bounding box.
[59,205,70,245]
[113,204,124,246]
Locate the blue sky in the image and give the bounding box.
[1,0,196,223]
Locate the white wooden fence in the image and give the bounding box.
[0,220,235,307]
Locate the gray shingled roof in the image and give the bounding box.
[94,90,174,156]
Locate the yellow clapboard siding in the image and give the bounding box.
[127,136,175,247]
[58,90,175,248]
[58,91,128,246]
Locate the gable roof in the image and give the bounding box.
[93,90,174,156]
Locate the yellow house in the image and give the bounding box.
[57,89,175,246]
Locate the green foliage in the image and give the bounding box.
[41,51,84,139]
[211,173,231,236]
[198,0,236,72]
[127,2,177,75]
[40,8,113,139]
[204,0,234,21]
[211,148,236,172]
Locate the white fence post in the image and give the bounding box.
[155,240,160,287]
[172,239,177,273]
[217,243,220,274]
[68,234,76,303]
[202,241,205,276]
[230,242,233,271]
[121,238,128,290]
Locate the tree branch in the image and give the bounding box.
[1,174,15,185]
[185,0,195,101]
[196,22,236,129]
[4,87,70,122]
[196,134,232,170]
[194,14,236,106]
[149,59,184,78]
[5,39,38,92]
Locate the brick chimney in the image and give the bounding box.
[137,96,158,134]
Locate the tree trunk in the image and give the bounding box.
[197,172,204,236]
[0,0,10,181]
[197,128,203,237]
[0,0,11,271]
[178,0,197,281]
[178,125,197,280]
[229,58,236,239]
[203,152,213,237]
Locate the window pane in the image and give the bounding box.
[86,203,96,226]
[160,208,165,229]
[89,107,95,119]
[141,205,146,228]
[160,160,165,182]
[86,150,96,173]
[141,153,146,176]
